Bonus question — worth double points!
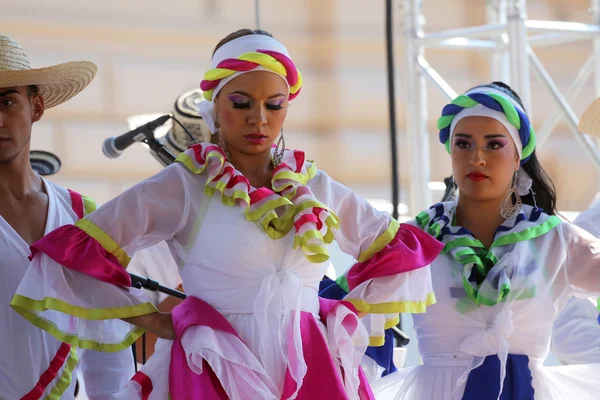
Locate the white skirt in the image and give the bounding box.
[372,360,600,399]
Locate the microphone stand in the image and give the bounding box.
[130,273,186,300]
[144,137,176,166]
[129,272,185,371]
[118,123,181,370]
[441,176,457,202]
[391,326,410,346]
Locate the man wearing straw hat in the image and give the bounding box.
[0,33,134,399]
[549,98,600,365]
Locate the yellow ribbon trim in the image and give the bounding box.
[347,292,437,314]
[384,314,401,329]
[75,219,131,268]
[11,294,154,352]
[367,315,400,347]
[202,52,303,101]
[176,148,224,174]
[272,163,317,189]
[357,219,400,263]
[82,195,97,216]
[369,335,386,347]
[176,149,338,263]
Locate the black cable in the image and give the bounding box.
[385,0,400,220]
[170,115,197,143]
[142,333,147,365]
[385,0,405,340]
[132,343,138,372]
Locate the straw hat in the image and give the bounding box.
[578,97,600,138]
[0,34,97,108]
[168,89,211,151]
[30,150,61,176]
[126,89,211,167]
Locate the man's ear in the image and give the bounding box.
[31,94,44,123]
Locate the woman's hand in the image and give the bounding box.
[122,312,176,340]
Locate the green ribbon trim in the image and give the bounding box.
[417,203,561,307]
[46,348,79,400]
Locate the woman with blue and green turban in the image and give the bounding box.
[373,82,600,399]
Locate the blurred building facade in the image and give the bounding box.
[2,0,599,211]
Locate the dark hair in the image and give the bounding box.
[213,29,275,56]
[27,85,39,97]
[470,81,557,215]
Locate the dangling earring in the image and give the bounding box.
[214,119,231,162]
[272,128,286,168]
[217,134,231,162]
[500,171,522,219]
[441,176,457,202]
[529,187,539,210]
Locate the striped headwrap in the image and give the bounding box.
[437,87,536,165]
[197,34,302,134]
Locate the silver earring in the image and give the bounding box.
[529,187,539,210]
[213,117,231,161]
[217,132,231,162]
[500,171,522,219]
[441,176,458,202]
[272,129,286,168]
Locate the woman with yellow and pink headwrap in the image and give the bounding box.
[10,29,443,399]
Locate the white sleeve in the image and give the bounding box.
[309,171,443,345]
[573,201,600,237]
[79,347,136,399]
[562,223,600,297]
[11,164,192,353]
[309,171,394,260]
[551,297,600,364]
[127,241,182,306]
[84,163,192,255]
[550,208,600,364]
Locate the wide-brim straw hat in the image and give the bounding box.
[168,88,211,151]
[126,89,211,167]
[0,34,97,108]
[578,97,600,138]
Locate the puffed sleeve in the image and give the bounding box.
[562,222,600,299]
[11,163,192,352]
[310,171,443,344]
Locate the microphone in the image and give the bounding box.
[391,326,410,346]
[102,114,171,159]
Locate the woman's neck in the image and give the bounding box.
[228,148,274,189]
[454,196,507,248]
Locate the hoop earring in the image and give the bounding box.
[272,128,286,168]
[500,171,522,219]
